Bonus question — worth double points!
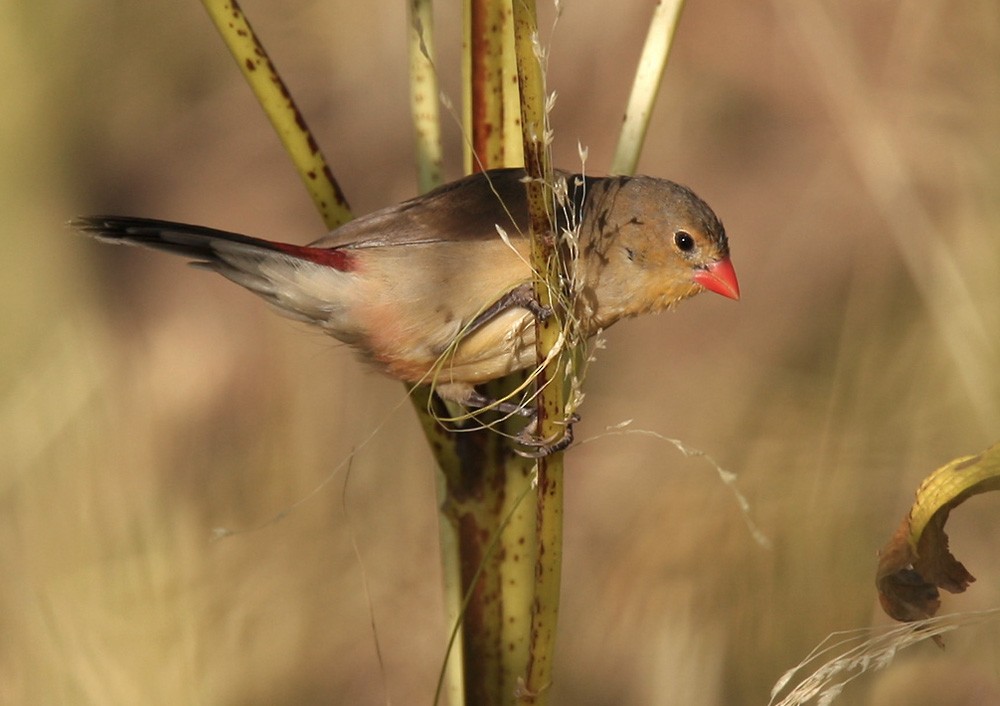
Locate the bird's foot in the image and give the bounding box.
[514,413,579,458]
[441,384,578,456]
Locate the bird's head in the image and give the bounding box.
[578,175,739,329]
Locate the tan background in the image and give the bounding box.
[2,1,999,704]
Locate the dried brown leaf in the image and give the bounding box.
[877,442,1000,627]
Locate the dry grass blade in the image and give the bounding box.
[768,609,1000,706]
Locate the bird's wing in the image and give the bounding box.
[309,168,584,250]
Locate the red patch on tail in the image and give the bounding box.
[271,242,356,271]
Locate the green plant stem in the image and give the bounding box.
[199,0,352,230]
[466,0,508,171]
[610,0,686,176]
[430,2,560,704]
[408,0,443,192]
[511,1,564,702]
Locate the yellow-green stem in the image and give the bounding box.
[512,1,564,702]
[199,0,352,230]
[431,3,543,705]
[408,0,443,193]
[610,0,686,176]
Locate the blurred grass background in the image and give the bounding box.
[2,1,1000,704]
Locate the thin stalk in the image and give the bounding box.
[432,2,551,704]
[408,0,444,193]
[430,5,532,705]
[511,2,564,703]
[467,0,508,171]
[199,0,352,230]
[610,0,686,176]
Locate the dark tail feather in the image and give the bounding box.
[71,216,355,272]
[70,216,281,263]
[73,215,360,329]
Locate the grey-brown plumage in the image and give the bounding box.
[73,168,737,406]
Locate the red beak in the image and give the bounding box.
[693,256,740,300]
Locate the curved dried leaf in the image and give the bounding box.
[877,442,1000,625]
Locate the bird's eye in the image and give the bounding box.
[674,231,695,252]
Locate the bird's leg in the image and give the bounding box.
[434,382,534,417]
[463,283,551,337]
[450,285,576,456]
[462,388,534,417]
[444,283,552,418]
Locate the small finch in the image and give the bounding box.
[74,168,738,415]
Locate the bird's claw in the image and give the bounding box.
[523,298,553,323]
[459,385,579,456]
[513,413,579,458]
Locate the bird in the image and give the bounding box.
[73,167,738,427]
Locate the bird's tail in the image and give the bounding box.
[72,216,271,258]
[72,216,354,270]
[73,216,359,331]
